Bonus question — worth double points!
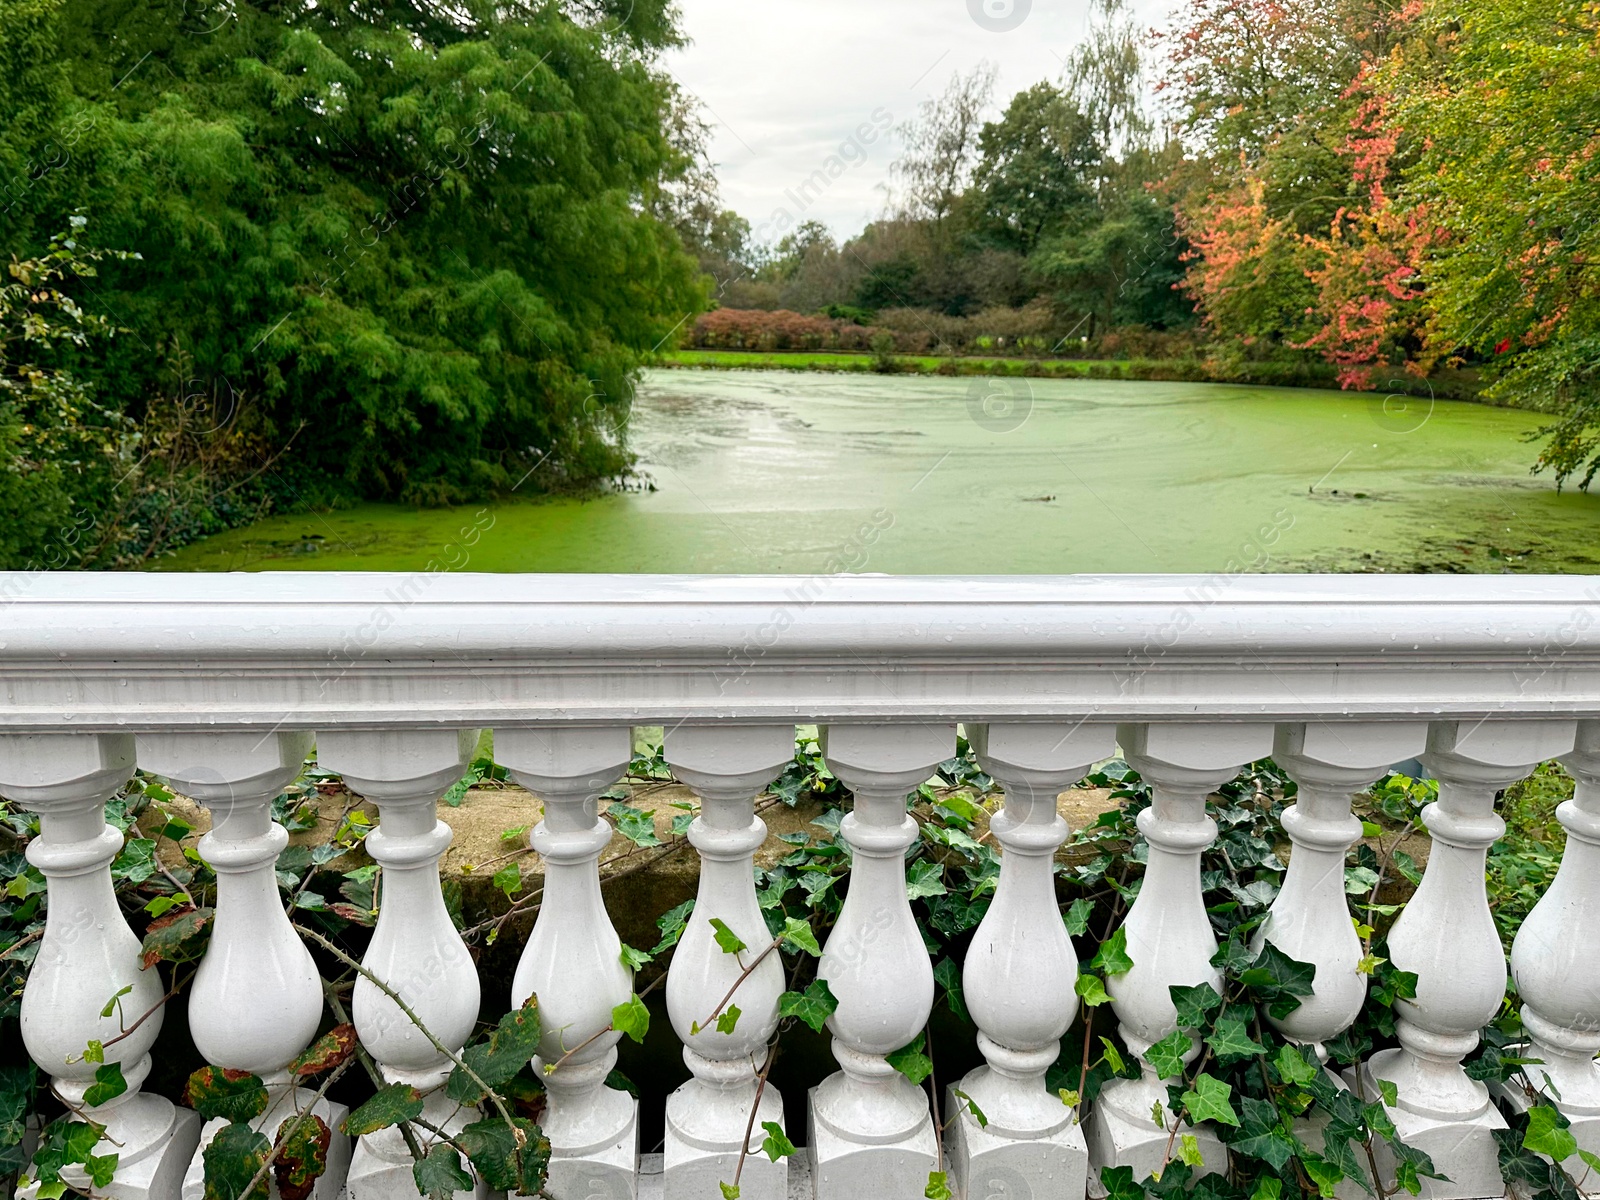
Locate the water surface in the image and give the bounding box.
[158,370,1600,574]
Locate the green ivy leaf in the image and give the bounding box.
[778,979,839,1033]
[610,994,651,1044]
[779,917,821,957]
[934,957,970,1022]
[1180,1073,1239,1127]
[607,803,661,848]
[1205,1013,1267,1062]
[708,918,747,956]
[1178,1133,1205,1168]
[1100,1164,1145,1200]
[1524,1104,1578,1163]
[1098,1036,1127,1075]
[184,1067,269,1124]
[888,1034,934,1086]
[1169,982,1224,1030]
[715,1005,742,1035]
[273,1115,330,1200]
[413,1144,474,1200]
[1089,927,1134,976]
[343,1085,423,1137]
[492,862,522,900]
[1240,943,1317,1020]
[719,1183,740,1200]
[924,1170,954,1200]
[1302,1154,1344,1199]
[619,943,651,971]
[1142,1029,1193,1080]
[1251,1177,1283,1200]
[1076,973,1112,1007]
[83,1063,127,1109]
[1273,1042,1320,1087]
[1377,1078,1399,1108]
[759,1121,796,1161]
[906,859,948,900]
[1064,897,1095,936]
[652,899,696,954]
[953,1087,988,1129]
[201,1120,270,1200]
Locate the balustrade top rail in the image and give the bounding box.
[3,572,1600,729]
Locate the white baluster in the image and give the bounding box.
[948,723,1117,1200]
[661,724,795,1200]
[1506,722,1600,1173]
[135,732,352,1200]
[317,730,485,1200]
[0,734,201,1200]
[1266,723,1427,1049]
[496,727,637,1200]
[808,722,954,1200]
[1086,722,1274,1185]
[1361,720,1576,1200]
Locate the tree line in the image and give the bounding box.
[675,0,1599,490]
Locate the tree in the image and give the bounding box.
[890,64,998,243]
[0,0,701,509]
[1033,190,1192,334]
[1386,0,1600,487]
[972,84,1100,255]
[1064,0,1153,168]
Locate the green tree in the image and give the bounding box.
[972,83,1100,256]
[1,0,701,509]
[1387,0,1600,487]
[1033,190,1192,334]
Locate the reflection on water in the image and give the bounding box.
[158,370,1600,574]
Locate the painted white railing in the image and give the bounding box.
[4,573,1600,1200]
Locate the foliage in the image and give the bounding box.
[1383,0,1600,488]
[0,0,702,535]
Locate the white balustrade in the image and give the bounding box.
[8,574,1600,1200]
[134,731,353,1200]
[809,722,955,1200]
[1265,723,1428,1050]
[0,733,201,1200]
[317,730,485,1200]
[948,722,1117,1200]
[1362,720,1578,1200]
[661,724,796,1200]
[496,727,638,1200]
[1086,722,1275,1185]
[1506,722,1600,1171]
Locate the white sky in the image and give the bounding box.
[660,0,1169,246]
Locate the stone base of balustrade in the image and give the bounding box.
[20,1104,201,1200]
[544,1097,640,1200]
[805,1086,938,1200]
[348,1138,488,1200]
[182,1095,351,1200]
[1348,1065,1506,1200]
[1083,1096,1225,1193]
[1491,1074,1600,1196]
[663,1086,787,1200]
[944,1084,1088,1200]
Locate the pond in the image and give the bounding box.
[156,369,1600,574]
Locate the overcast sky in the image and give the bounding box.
[660,0,1169,246]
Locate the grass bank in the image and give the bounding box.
[659,348,1484,401]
